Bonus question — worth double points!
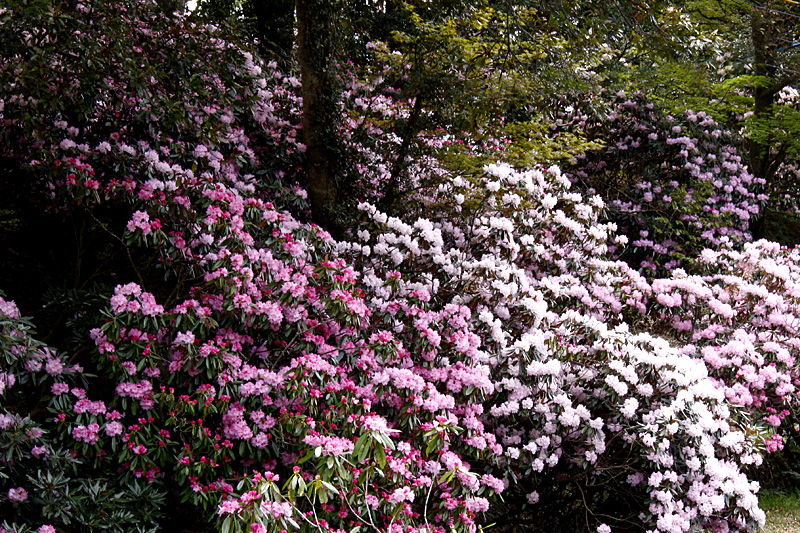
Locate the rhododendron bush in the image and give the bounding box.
[652,241,800,444]
[559,91,764,274]
[1,1,799,533]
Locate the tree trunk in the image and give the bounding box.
[747,8,774,239]
[748,9,772,183]
[296,0,342,231]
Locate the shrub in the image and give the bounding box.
[559,91,764,274]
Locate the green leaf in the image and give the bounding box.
[425,435,439,456]
[298,452,313,464]
[375,443,386,469]
[439,469,455,484]
[320,480,339,494]
[221,515,233,533]
[353,432,370,458]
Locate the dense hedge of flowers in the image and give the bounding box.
[1,153,772,532]
[0,2,798,533]
[651,240,800,440]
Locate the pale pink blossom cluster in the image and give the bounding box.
[302,432,356,457]
[652,240,800,427]
[109,283,164,316]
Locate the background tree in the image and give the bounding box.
[295,0,346,230]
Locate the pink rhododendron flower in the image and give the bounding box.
[8,487,28,502]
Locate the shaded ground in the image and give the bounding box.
[762,490,800,533]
